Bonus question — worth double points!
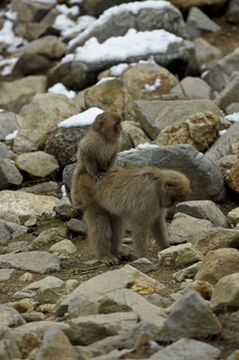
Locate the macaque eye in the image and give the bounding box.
[166,182,175,189]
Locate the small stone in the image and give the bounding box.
[49,239,77,255]
[173,262,202,282]
[8,298,38,313]
[130,257,158,273]
[37,304,55,313]
[0,251,61,274]
[158,243,204,267]
[19,272,34,283]
[211,272,239,312]
[186,280,213,300]
[22,311,46,322]
[0,304,26,327]
[0,268,16,281]
[67,218,87,234]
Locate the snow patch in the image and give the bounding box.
[63,28,183,64]
[110,63,129,76]
[0,20,25,53]
[143,78,161,92]
[225,113,239,122]
[58,107,104,128]
[0,57,18,76]
[5,130,18,141]
[48,83,76,99]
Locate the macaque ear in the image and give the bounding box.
[94,117,104,130]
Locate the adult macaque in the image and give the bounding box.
[71,112,122,211]
[76,166,191,264]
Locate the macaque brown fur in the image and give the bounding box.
[76,166,191,264]
[71,112,122,210]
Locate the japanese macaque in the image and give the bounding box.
[71,112,122,211]
[76,166,191,264]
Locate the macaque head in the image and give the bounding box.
[93,112,122,141]
[161,170,191,208]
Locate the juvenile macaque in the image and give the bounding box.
[76,166,191,264]
[71,112,122,211]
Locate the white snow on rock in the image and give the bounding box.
[225,113,239,122]
[0,20,25,53]
[110,63,129,76]
[0,57,18,76]
[63,28,183,64]
[61,16,95,39]
[32,0,57,4]
[58,107,104,128]
[48,83,76,99]
[5,130,18,141]
[96,77,116,85]
[69,0,178,48]
[143,78,161,92]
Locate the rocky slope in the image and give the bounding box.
[0,0,239,359]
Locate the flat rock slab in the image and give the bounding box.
[0,190,60,225]
[0,251,61,274]
[56,268,134,316]
[150,338,221,360]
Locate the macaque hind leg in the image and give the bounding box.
[110,215,125,259]
[151,211,169,251]
[84,206,120,265]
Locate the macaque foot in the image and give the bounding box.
[94,174,104,182]
[101,254,120,265]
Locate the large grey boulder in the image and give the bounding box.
[16,151,60,178]
[156,290,221,341]
[203,48,239,92]
[70,1,188,50]
[133,99,223,139]
[149,338,221,360]
[0,158,23,189]
[35,327,76,360]
[0,190,60,225]
[210,272,239,312]
[172,200,229,228]
[56,268,134,316]
[13,93,78,153]
[13,0,55,22]
[186,6,220,39]
[48,31,195,91]
[195,248,239,284]
[206,121,239,161]
[216,75,239,111]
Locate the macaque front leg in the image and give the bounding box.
[110,215,125,259]
[151,211,169,251]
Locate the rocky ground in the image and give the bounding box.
[0,0,239,359]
